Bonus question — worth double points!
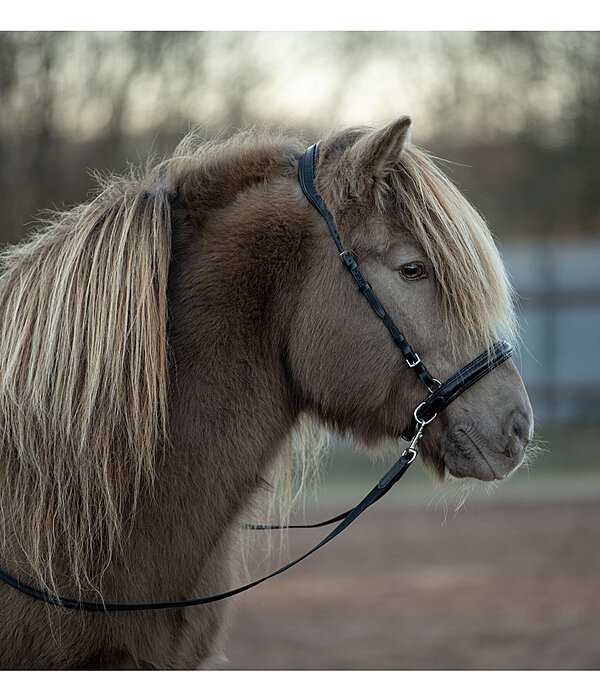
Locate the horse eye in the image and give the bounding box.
[400,262,427,280]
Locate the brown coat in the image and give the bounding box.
[0,121,532,669]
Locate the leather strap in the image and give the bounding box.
[0,451,413,611]
[402,339,513,440]
[299,143,438,390]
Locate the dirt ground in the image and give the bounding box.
[224,493,600,670]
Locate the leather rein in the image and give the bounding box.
[0,142,513,611]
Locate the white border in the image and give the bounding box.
[4,1,600,31]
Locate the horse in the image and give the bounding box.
[0,117,533,669]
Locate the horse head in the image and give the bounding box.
[287,117,533,481]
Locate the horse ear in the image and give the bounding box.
[349,116,412,187]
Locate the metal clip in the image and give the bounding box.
[402,422,424,464]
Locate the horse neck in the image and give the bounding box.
[131,184,306,580]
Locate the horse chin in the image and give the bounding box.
[442,428,523,482]
[443,453,498,482]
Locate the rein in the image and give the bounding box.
[0,142,513,612]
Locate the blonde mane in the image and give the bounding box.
[0,170,171,594]
[0,132,322,596]
[389,144,516,353]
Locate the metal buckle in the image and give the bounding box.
[406,352,421,368]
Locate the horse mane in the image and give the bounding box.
[0,129,318,594]
[0,165,172,594]
[387,143,517,354]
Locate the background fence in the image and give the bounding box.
[504,238,600,424]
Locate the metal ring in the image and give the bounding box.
[403,446,419,464]
[427,378,442,394]
[413,400,438,427]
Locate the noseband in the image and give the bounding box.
[0,143,513,611]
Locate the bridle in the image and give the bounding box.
[298,143,513,445]
[0,142,514,612]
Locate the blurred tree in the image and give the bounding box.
[423,32,600,235]
[0,31,598,243]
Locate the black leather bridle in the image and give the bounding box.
[0,142,513,611]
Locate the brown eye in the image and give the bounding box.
[400,262,427,280]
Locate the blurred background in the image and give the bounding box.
[0,31,598,669]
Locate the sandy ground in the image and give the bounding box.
[224,493,600,670]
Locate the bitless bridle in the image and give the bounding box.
[0,142,513,611]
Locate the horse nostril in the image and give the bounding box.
[499,407,533,460]
[507,410,532,451]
